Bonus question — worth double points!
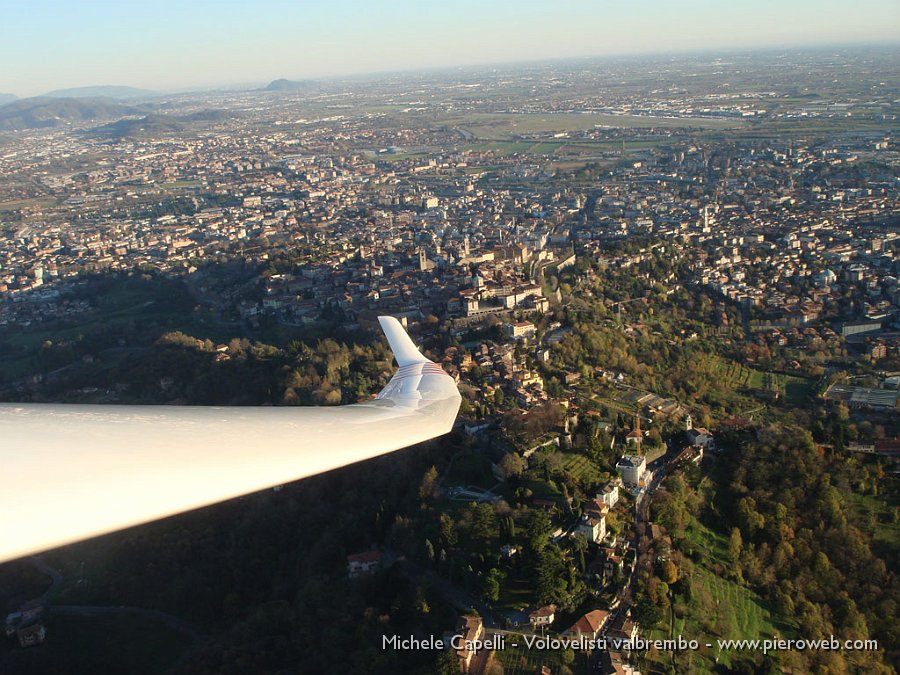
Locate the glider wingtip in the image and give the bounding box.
[378,315,429,367]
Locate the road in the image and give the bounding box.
[49,605,202,640]
[28,556,62,601]
[398,558,504,628]
[25,557,203,640]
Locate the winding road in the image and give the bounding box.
[25,557,203,640]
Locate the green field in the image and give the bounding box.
[645,518,791,673]
[843,490,900,556]
[559,453,604,487]
[709,357,814,404]
[680,520,791,644]
[0,196,59,212]
[158,179,203,189]
[443,450,497,491]
[448,112,745,141]
[521,477,565,504]
[496,572,535,612]
[463,137,671,159]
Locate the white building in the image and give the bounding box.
[528,604,557,627]
[505,321,536,340]
[686,427,715,451]
[598,483,620,509]
[576,513,606,544]
[617,454,647,487]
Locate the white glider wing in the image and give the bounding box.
[0,316,460,563]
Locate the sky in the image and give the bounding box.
[1,0,898,96]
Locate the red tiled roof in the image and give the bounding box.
[528,604,556,619]
[347,550,382,564]
[566,609,609,636]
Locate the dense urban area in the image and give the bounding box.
[0,47,898,675]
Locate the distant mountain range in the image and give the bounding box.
[264,78,315,92]
[41,85,156,100]
[0,81,315,108]
[0,97,140,131]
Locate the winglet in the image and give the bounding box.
[378,316,430,367]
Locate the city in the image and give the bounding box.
[0,43,898,675]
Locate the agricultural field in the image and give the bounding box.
[444,112,745,141]
[645,518,791,673]
[558,453,604,487]
[0,197,59,212]
[708,357,814,405]
[496,572,535,613]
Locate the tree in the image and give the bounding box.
[728,527,743,567]
[435,649,461,675]
[535,548,568,605]
[419,466,439,501]
[498,453,526,480]
[736,496,765,538]
[439,513,458,549]
[482,568,503,603]
[525,509,552,553]
[483,653,505,675]
[661,560,679,585]
[633,592,663,627]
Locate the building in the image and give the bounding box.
[583,497,610,519]
[4,601,47,648]
[506,321,536,340]
[16,623,46,648]
[455,615,484,674]
[418,248,436,272]
[528,604,557,628]
[562,609,609,642]
[625,416,643,449]
[576,513,607,544]
[500,544,519,558]
[617,454,647,487]
[841,320,882,337]
[597,483,620,509]
[607,614,639,644]
[608,650,642,675]
[686,427,714,451]
[346,550,382,577]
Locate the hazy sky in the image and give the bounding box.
[2,0,898,96]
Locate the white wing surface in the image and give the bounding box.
[0,316,461,563]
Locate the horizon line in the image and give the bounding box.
[4,39,899,100]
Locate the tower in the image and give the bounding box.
[685,414,693,431]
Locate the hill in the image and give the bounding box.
[0,97,140,131]
[89,110,232,139]
[0,93,17,107]
[264,78,315,92]
[41,85,156,100]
